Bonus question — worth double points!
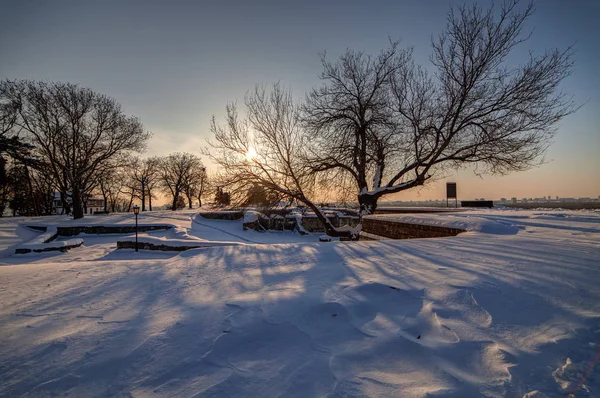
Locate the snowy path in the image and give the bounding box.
[0,210,598,397]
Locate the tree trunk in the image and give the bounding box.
[60,189,70,215]
[103,194,108,212]
[141,182,146,211]
[186,192,193,209]
[23,164,40,216]
[127,193,134,212]
[358,193,379,216]
[198,196,202,207]
[72,187,84,219]
[148,190,153,211]
[172,192,178,211]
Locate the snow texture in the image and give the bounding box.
[119,235,245,248]
[0,209,598,397]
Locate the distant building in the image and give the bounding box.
[511,197,517,204]
[53,192,105,215]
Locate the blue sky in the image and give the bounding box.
[1,0,598,200]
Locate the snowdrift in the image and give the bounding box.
[0,209,598,397]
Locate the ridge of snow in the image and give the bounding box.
[16,226,83,253]
[119,235,245,248]
[365,213,520,235]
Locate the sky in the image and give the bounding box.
[1,0,599,202]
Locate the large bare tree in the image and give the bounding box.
[303,1,575,215]
[2,80,151,219]
[208,83,356,237]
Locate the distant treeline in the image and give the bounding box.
[504,202,600,210]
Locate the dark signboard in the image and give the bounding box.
[446,182,457,208]
[446,182,457,199]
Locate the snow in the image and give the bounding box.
[119,235,245,248]
[242,210,261,224]
[366,212,520,234]
[359,231,388,240]
[0,209,599,397]
[193,214,320,244]
[294,214,309,235]
[13,226,83,254]
[367,209,600,235]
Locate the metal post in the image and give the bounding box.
[135,214,137,251]
[133,204,140,252]
[135,212,138,252]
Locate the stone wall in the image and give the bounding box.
[362,218,464,239]
[300,216,360,232]
[15,240,83,254]
[55,225,172,237]
[116,241,202,251]
[243,214,361,233]
[198,211,244,220]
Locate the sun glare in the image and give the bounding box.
[246,146,257,161]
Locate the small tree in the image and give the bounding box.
[244,184,280,208]
[95,162,129,213]
[195,168,209,207]
[182,161,206,209]
[214,187,231,207]
[158,152,202,211]
[129,156,159,211]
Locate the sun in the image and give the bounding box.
[245,146,257,161]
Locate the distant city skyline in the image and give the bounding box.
[1,0,598,202]
[381,194,600,203]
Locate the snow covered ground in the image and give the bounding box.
[0,209,598,397]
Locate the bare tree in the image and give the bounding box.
[195,167,209,207]
[182,162,207,209]
[208,83,357,237]
[95,164,128,213]
[146,162,161,211]
[129,156,159,211]
[2,80,151,219]
[158,152,202,211]
[121,175,138,213]
[303,1,575,215]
